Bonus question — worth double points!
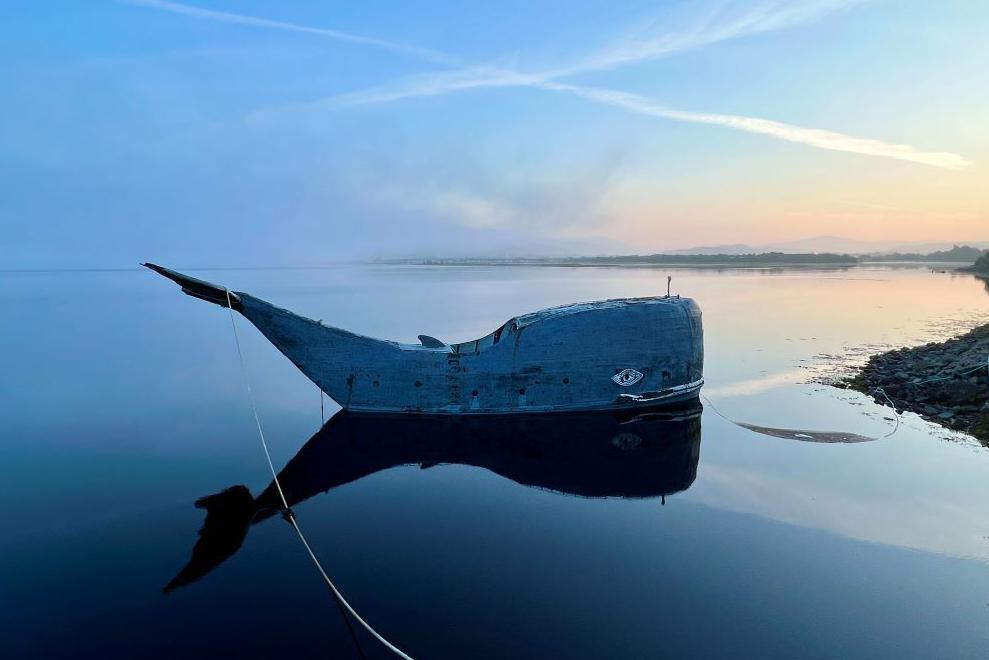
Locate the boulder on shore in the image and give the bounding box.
[844,323,989,444]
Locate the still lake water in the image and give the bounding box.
[3,264,989,658]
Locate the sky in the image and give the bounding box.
[2,0,988,266]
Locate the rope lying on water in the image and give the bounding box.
[701,389,901,441]
[224,288,414,660]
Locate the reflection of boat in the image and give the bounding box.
[166,406,702,592]
[145,263,704,414]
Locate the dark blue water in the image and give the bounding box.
[3,265,989,658]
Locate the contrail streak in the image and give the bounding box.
[123,0,460,65]
[128,0,972,170]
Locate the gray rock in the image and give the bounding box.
[949,381,982,403]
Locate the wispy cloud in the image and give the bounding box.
[337,0,868,103]
[544,83,975,171]
[329,77,972,171]
[129,0,973,171]
[126,0,863,100]
[541,0,866,78]
[122,0,460,65]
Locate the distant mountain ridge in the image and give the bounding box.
[385,245,988,268]
[665,236,989,256]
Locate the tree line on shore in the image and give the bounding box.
[971,252,989,275]
[396,245,988,267]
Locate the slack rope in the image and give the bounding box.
[870,387,901,439]
[223,288,414,660]
[912,359,988,386]
[701,392,899,443]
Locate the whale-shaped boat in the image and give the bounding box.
[165,406,702,592]
[145,263,704,414]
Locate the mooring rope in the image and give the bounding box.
[869,387,901,438]
[701,390,901,441]
[223,288,414,660]
[865,356,988,436]
[224,289,288,509]
[911,359,988,386]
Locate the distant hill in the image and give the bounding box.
[664,236,989,256]
[864,245,988,262]
[386,246,989,268]
[554,252,858,266]
[379,238,989,266]
[664,243,755,255]
[389,252,860,267]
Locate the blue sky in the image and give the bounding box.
[2,0,987,266]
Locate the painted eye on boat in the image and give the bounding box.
[612,368,644,386]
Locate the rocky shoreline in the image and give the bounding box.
[844,321,989,444]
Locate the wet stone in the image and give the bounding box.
[844,321,989,443]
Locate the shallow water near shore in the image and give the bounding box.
[3,264,989,658]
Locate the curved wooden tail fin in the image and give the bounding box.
[143,262,240,309]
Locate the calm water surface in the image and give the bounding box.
[3,265,989,658]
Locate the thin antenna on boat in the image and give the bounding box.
[667,275,672,297]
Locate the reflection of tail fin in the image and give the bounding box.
[143,262,240,309]
[163,486,256,594]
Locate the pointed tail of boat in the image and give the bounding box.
[144,261,374,405]
[143,262,240,309]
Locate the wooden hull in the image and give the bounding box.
[237,292,703,414]
[146,263,704,415]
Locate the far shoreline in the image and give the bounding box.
[375,258,978,270]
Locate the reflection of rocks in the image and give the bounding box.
[844,323,989,444]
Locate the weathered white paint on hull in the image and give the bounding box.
[146,263,704,415]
